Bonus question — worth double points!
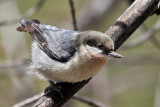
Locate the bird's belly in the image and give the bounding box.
[39,56,107,83]
[32,44,107,82]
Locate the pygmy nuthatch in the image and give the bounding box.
[17,19,123,83]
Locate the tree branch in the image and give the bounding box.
[31,0,160,106]
[14,93,106,107]
[106,0,159,50]
[33,79,91,107]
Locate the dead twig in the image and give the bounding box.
[122,19,160,50]
[13,92,106,107]
[13,93,44,107]
[150,37,160,51]
[72,94,107,107]
[77,0,119,30]
[141,24,160,51]
[0,60,29,69]
[69,0,78,31]
[153,73,160,107]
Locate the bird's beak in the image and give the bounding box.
[108,51,123,58]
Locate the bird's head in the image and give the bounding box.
[77,31,123,58]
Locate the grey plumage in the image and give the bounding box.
[33,24,79,62]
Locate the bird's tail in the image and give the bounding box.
[17,19,40,32]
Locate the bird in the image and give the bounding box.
[17,19,123,83]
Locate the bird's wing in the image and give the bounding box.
[31,24,79,62]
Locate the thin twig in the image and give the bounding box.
[122,19,160,49]
[13,93,44,107]
[0,0,46,26]
[72,94,107,107]
[69,0,78,31]
[77,0,119,30]
[0,60,29,69]
[153,73,160,107]
[150,37,160,51]
[13,92,106,107]
[141,24,160,51]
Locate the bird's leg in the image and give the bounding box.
[44,80,64,99]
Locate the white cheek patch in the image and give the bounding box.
[86,45,102,54]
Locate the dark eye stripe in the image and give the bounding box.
[86,40,97,47]
[86,40,111,54]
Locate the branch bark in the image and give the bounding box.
[14,93,105,107]
[106,0,159,50]
[33,0,160,106]
[33,80,90,107]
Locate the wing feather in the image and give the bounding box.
[31,24,79,62]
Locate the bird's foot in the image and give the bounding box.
[44,80,64,99]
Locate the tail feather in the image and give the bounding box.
[17,19,40,32]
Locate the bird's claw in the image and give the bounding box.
[44,80,64,99]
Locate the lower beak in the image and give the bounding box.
[108,51,123,58]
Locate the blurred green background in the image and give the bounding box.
[0,0,160,107]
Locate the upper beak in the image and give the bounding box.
[108,51,123,58]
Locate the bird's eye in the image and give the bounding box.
[97,44,104,49]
